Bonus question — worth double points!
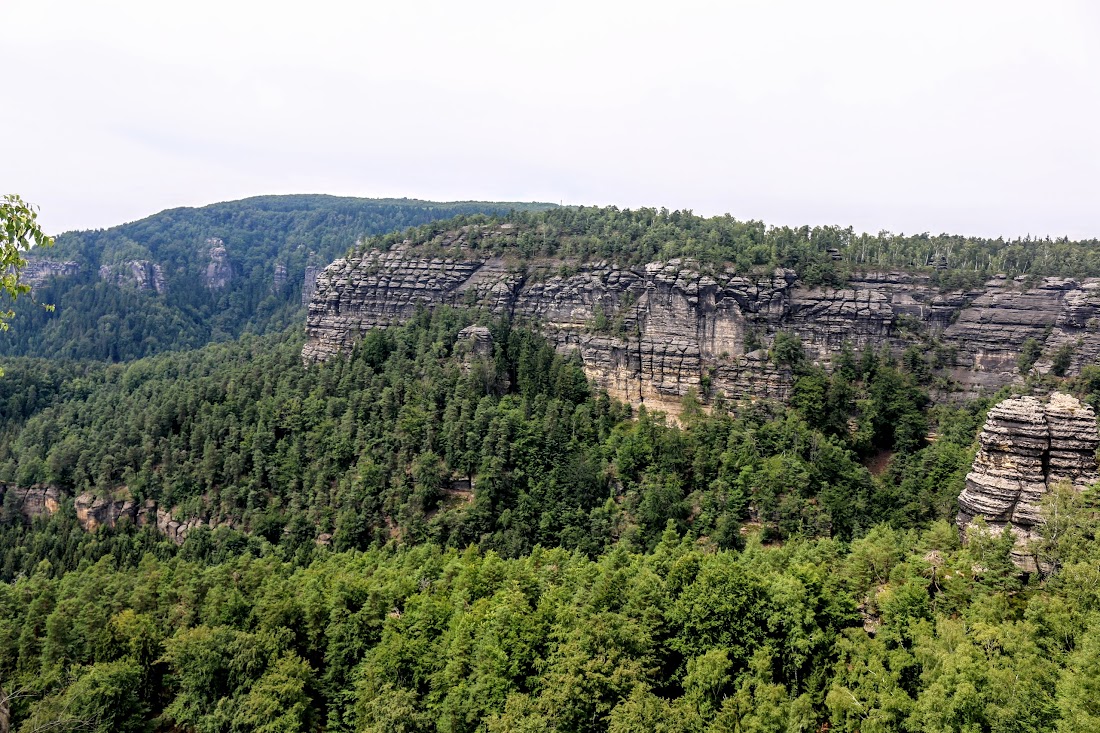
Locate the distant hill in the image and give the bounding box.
[1,195,556,361]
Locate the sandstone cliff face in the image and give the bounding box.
[957,393,1099,572]
[456,325,494,357]
[204,238,234,290]
[302,231,1100,413]
[273,263,288,291]
[73,491,159,531]
[98,260,167,294]
[1,484,228,546]
[302,266,322,306]
[4,485,64,518]
[22,259,81,287]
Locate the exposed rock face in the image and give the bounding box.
[302,266,322,306]
[957,393,1099,572]
[22,259,81,287]
[4,485,63,519]
[274,263,288,291]
[73,490,157,531]
[155,508,213,545]
[204,238,233,290]
[98,260,167,294]
[0,484,220,546]
[456,325,494,357]
[303,231,1100,413]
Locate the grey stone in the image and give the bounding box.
[299,231,1100,415]
[957,393,1099,573]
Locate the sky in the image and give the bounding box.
[3,0,1100,239]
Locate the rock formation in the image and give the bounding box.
[21,258,81,287]
[1,484,229,546]
[456,325,494,357]
[155,507,219,545]
[957,393,1099,572]
[204,238,234,290]
[73,491,159,531]
[98,260,167,294]
[4,485,63,519]
[302,265,322,306]
[274,263,288,291]
[302,226,1100,414]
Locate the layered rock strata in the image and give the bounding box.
[98,260,167,294]
[957,393,1099,572]
[456,325,494,357]
[303,229,1100,413]
[302,266,322,306]
[204,238,233,289]
[1,484,229,546]
[22,259,82,286]
[274,263,288,290]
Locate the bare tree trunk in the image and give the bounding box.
[1,684,10,733]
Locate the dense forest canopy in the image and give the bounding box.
[368,206,1100,287]
[3,512,1099,733]
[0,311,1096,731]
[0,307,995,566]
[2,199,1100,731]
[0,311,1097,731]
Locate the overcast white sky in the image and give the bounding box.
[3,0,1099,239]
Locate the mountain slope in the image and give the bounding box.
[2,195,555,361]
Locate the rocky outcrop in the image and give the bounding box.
[204,238,233,290]
[942,276,1098,388]
[73,491,161,531]
[274,263,288,291]
[957,393,1099,572]
[98,260,167,294]
[0,484,224,546]
[3,485,63,519]
[456,325,493,357]
[22,259,81,287]
[302,266,322,306]
[303,229,1100,413]
[155,508,218,545]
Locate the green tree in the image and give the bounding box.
[0,195,53,326]
[232,654,314,733]
[1057,619,1100,732]
[1051,343,1074,377]
[1017,337,1042,374]
[0,195,54,378]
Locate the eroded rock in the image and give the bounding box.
[22,259,81,287]
[301,235,1100,413]
[98,260,167,294]
[957,392,1099,572]
[302,265,322,306]
[204,238,233,290]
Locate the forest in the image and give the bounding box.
[9,201,1100,365]
[383,206,1100,287]
[0,308,970,564]
[0,197,554,362]
[2,201,1100,731]
[1,307,1099,731]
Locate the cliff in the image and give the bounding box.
[98,260,167,294]
[1,484,229,546]
[21,259,82,286]
[957,393,1099,572]
[204,238,234,289]
[303,227,1100,414]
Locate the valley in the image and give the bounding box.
[0,199,1098,732]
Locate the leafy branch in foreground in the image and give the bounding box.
[0,194,54,329]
